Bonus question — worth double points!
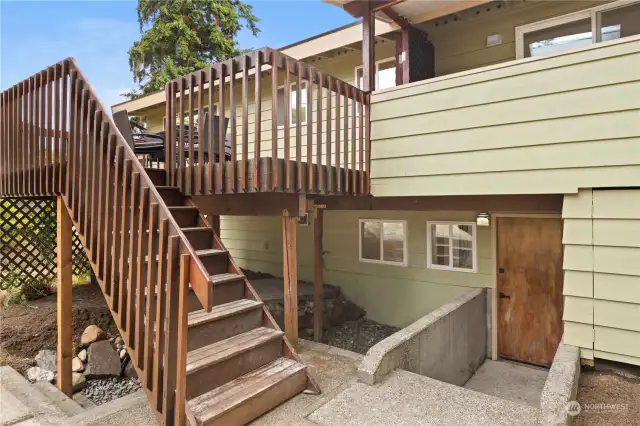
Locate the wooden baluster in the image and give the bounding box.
[81,99,96,237]
[306,65,313,193]
[335,80,341,194]
[153,218,169,411]
[27,77,33,195]
[351,87,357,195]
[207,67,215,194]
[96,122,110,283]
[178,77,185,192]
[358,91,364,195]
[365,93,371,194]
[126,172,141,348]
[284,60,290,192]
[40,71,46,194]
[271,53,278,191]
[174,253,190,426]
[316,71,323,194]
[326,76,332,193]
[46,68,53,194]
[217,63,226,194]
[344,86,349,194]
[242,54,249,192]
[295,63,302,192]
[187,74,194,195]
[58,63,67,194]
[33,74,39,195]
[143,202,159,387]
[165,82,173,187]
[162,235,181,424]
[254,50,262,192]
[72,84,86,220]
[197,70,205,195]
[65,72,76,202]
[229,59,237,193]
[89,111,103,262]
[104,142,122,302]
[118,160,133,331]
[134,186,150,367]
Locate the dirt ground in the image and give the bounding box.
[0,283,118,375]
[322,319,400,354]
[575,363,640,426]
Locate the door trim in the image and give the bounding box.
[490,213,562,361]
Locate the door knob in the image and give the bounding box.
[499,292,511,299]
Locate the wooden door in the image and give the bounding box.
[497,217,564,366]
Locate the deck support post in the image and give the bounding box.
[362,1,375,92]
[313,208,324,342]
[56,196,73,397]
[282,210,298,344]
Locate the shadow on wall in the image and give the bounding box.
[357,288,487,386]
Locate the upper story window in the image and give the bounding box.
[359,219,407,266]
[427,222,476,273]
[355,58,396,90]
[276,82,307,127]
[516,0,640,59]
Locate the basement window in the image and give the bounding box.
[427,222,477,273]
[359,219,407,266]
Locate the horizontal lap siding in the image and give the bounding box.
[221,209,492,327]
[563,189,640,366]
[370,35,640,197]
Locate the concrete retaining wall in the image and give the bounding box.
[357,288,487,386]
[538,342,581,426]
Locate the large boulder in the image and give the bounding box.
[35,349,57,373]
[27,366,54,383]
[80,325,105,347]
[84,341,121,378]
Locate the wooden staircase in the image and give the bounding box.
[0,58,318,426]
[147,168,319,426]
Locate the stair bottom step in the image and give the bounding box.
[188,358,307,426]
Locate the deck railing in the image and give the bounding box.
[0,58,207,425]
[165,47,371,197]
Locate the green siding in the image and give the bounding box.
[563,189,640,366]
[370,36,640,197]
[221,210,492,327]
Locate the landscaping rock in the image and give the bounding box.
[82,377,141,406]
[72,357,84,372]
[123,360,138,379]
[119,349,127,359]
[114,336,124,347]
[84,341,121,378]
[80,325,105,346]
[35,349,57,372]
[27,366,55,383]
[77,349,88,363]
[72,373,86,392]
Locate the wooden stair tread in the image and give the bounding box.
[210,272,243,285]
[188,299,263,327]
[181,226,210,232]
[186,327,283,374]
[168,206,198,211]
[196,248,227,257]
[188,357,305,422]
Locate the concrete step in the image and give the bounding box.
[33,381,85,417]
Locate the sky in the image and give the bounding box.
[0,0,355,108]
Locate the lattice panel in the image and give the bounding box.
[0,197,91,286]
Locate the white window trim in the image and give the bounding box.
[358,219,408,267]
[426,221,477,273]
[354,57,396,90]
[276,81,308,129]
[515,0,640,59]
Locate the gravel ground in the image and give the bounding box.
[322,319,400,355]
[82,377,141,406]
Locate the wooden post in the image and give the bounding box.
[211,214,220,237]
[396,28,410,85]
[282,211,298,344]
[362,1,375,92]
[174,254,190,426]
[313,208,324,342]
[56,196,73,397]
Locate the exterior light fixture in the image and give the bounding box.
[477,212,491,227]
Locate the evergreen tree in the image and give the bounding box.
[126,0,259,98]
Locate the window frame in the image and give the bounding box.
[276,81,308,129]
[358,219,408,267]
[426,221,477,273]
[354,57,396,90]
[515,0,640,59]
